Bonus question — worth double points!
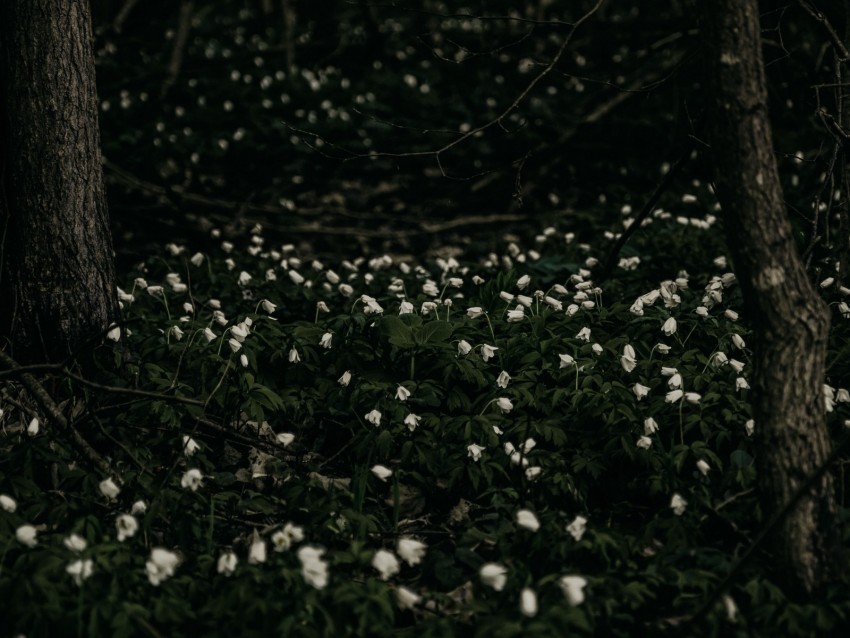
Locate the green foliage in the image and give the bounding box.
[3,209,850,637]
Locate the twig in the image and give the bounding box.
[112,0,140,33]
[161,1,194,98]
[797,0,850,61]
[0,350,113,477]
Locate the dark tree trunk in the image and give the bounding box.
[702,0,837,593]
[0,0,118,363]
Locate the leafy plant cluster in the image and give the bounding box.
[3,204,850,637]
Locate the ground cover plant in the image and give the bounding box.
[3,199,850,637]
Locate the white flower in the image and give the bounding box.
[710,351,728,367]
[507,306,525,322]
[365,409,382,426]
[396,385,411,401]
[665,389,684,403]
[576,327,591,342]
[404,413,421,431]
[467,307,484,318]
[396,586,421,610]
[621,345,637,372]
[695,306,709,317]
[736,377,750,391]
[238,271,252,286]
[685,392,702,404]
[697,459,711,476]
[272,522,305,552]
[481,344,498,362]
[338,370,352,386]
[636,436,652,449]
[397,538,427,566]
[399,300,414,315]
[731,334,746,350]
[288,270,304,285]
[566,515,587,541]
[202,327,217,343]
[520,587,538,617]
[0,494,17,513]
[146,285,164,296]
[467,444,485,461]
[668,373,682,390]
[27,417,39,436]
[729,359,745,373]
[61,533,87,553]
[106,324,121,341]
[261,299,277,313]
[670,493,688,516]
[146,548,180,585]
[591,343,603,355]
[544,296,563,311]
[372,549,401,580]
[559,353,575,368]
[559,575,587,605]
[131,500,147,515]
[217,551,238,576]
[66,558,94,586]
[16,524,38,547]
[297,546,329,589]
[99,478,121,500]
[517,274,531,290]
[662,317,677,336]
[248,537,267,564]
[371,465,393,481]
[319,332,333,349]
[480,563,508,591]
[190,252,204,266]
[458,340,472,356]
[276,432,295,447]
[724,309,739,321]
[656,343,671,354]
[496,397,513,413]
[180,468,203,491]
[288,347,300,363]
[644,417,659,435]
[182,435,200,456]
[170,326,185,341]
[496,370,511,388]
[633,383,650,400]
[516,509,540,532]
[116,514,138,542]
[228,338,242,353]
[745,419,755,436]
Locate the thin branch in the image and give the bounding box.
[797,0,850,61]
[112,0,141,33]
[161,1,195,98]
[0,350,113,477]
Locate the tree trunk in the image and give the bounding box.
[0,0,118,363]
[702,0,837,594]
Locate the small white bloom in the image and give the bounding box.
[670,493,688,515]
[644,417,659,435]
[99,478,121,500]
[656,343,672,354]
[685,392,702,404]
[516,509,540,532]
[399,300,414,315]
[745,419,755,436]
[397,538,427,566]
[146,548,180,585]
[396,586,421,610]
[520,587,538,617]
[238,271,252,286]
[496,370,511,388]
[181,468,203,491]
[559,575,587,606]
[668,373,682,390]
[467,307,484,318]
[297,545,329,589]
[697,459,711,476]
[319,332,333,349]
[496,397,513,413]
[27,417,39,436]
[467,444,485,462]
[458,340,472,356]
[365,409,382,426]
[288,347,300,363]
[576,327,591,342]
[277,432,295,447]
[724,309,739,321]
[665,389,684,403]
[633,383,650,400]
[116,514,138,542]
[261,299,277,313]
[517,274,530,290]
[228,338,242,353]
[66,558,94,585]
[372,549,401,580]
[16,524,38,547]
[106,324,121,341]
[566,515,588,541]
[731,334,746,350]
[396,385,411,401]
[371,465,393,481]
[131,500,147,515]
[507,306,525,322]
[621,344,637,372]
[559,353,575,368]
[736,377,750,391]
[288,270,305,285]
[182,435,200,456]
[202,327,217,343]
[591,343,603,355]
[636,436,652,449]
[525,466,542,480]
[217,551,238,576]
[338,370,352,386]
[64,533,87,553]
[404,413,421,431]
[0,494,17,513]
[248,537,267,564]
[480,563,508,591]
[662,317,677,336]
[239,354,249,369]
[481,344,498,362]
[695,306,709,317]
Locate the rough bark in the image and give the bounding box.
[0,0,118,363]
[702,0,837,593]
